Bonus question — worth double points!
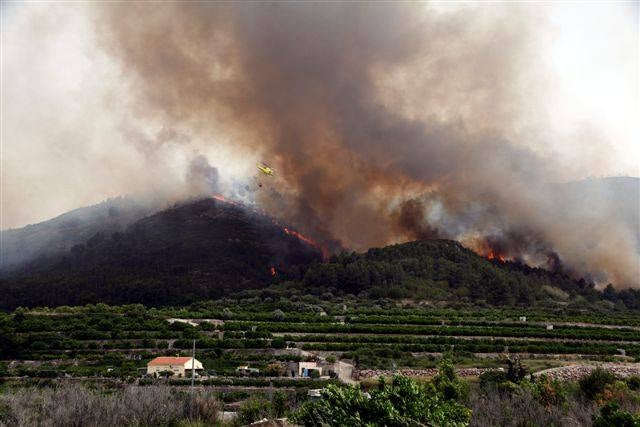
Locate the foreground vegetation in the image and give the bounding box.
[2,362,640,426]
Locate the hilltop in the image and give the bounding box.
[0,196,157,271]
[0,198,322,309]
[281,239,639,308]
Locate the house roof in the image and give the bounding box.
[148,357,193,366]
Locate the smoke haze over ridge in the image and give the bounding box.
[2,2,639,287]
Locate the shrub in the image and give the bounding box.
[264,362,286,377]
[0,363,10,377]
[0,400,15,426]
[433,358,469,402]
[29,369,59,378]
[291,375,470,426]
[182,394,222,424]
[579,368,617,400]
[506,358,528,383]
[479,370,508,391]
[158,370,175,378]
[592,402,640,427]
[527,375,567,408]
[0,385,222,426]
[272,391,288,418]
[627,376,640,391]
[470,387,594,427]
[271,338,286,349]
[236,397,272,424]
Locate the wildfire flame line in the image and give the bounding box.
[280,226,329,259]
[486,250,506,263]
[211,194,329,259]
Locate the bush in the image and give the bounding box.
[182,394,222,424]
[593,402,640,427]
[0,400,15,426]
[265,362,286,377]
[29,369,59,378]
[271,338,286,349]
[579,368,617,400]
[236,397,272,424]
[470,387,593,427]
[527,375,567,408]
[0,385,221,426]
[272,391,288,418]
[433,358,469,402]
[627,376,640,391]
[291,375,470,426]
[273,309,285,321]
[479,370,508,391]
[506,358,528,383]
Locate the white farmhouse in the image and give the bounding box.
[147,357,203,378]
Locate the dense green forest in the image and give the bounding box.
[295,240,636,307]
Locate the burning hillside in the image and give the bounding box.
[87,3,638,289]
[0,197,323,298]
[2,4,637,291]
[212,193,329,259]
[486,251,506,264]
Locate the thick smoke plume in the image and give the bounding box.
[90,3,638,287]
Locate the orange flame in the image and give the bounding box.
[282,227,329,259]
[212,194,329,259]
[270,266,276,276]
[487,250,506,263]
[212,194,244,208]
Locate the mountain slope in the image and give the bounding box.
[2,177,637,273]
[0,196,158,271]
[0,198,322,309]
[1,177,638,310]
[295,239,607,306]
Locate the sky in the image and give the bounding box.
[1,1,638,231]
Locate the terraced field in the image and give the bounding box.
[3,301,640,424]
[3,303,640,381]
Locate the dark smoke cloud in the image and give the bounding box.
[94,2,639,287]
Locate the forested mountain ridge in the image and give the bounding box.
[1,193,639,311]
[0,198,322,309]
[295,240,640,308]
[0,196,158,272]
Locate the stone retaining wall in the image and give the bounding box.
[533,363,640,382]
[354,367,494,380]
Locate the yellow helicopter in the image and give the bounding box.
[257,162,275,177]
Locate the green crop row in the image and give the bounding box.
[224,321,640,341]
